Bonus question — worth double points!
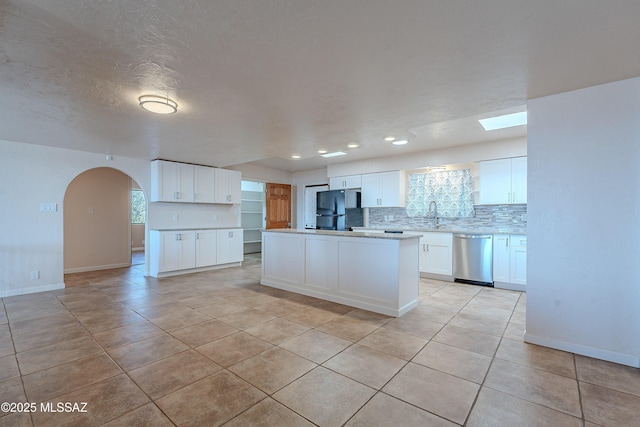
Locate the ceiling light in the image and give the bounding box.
[384,136,396,142]
[347,143,359,148]
[479,111,527,131]
[317,149,328,154]
[321,151,346,158]
[392,139,409,145]
[291,155,301,159]
[139,95,178,114]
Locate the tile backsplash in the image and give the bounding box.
[369,204,527,230]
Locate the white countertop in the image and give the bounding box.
[352,226,527,235]
[262,228,421,240]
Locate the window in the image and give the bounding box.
[131,189,146,224]
[406,169,473,217]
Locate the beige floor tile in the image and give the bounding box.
[129,349,221,399]
[273,367,375,427]
[91,320,165,349]
[148,308,212,331]
[495,338,576,378]
[357,327,427,360]
[382,362,480,424]
[0,412,31,427]
[102,403,174,427]
[278,329,351,363]
[229,347,316,393]
[196,301,250,317]
[283,306,341,327]
[346,392,457,427]
[0,355,20,383]
[485,358,582,417]
[77,308,147,333]
[107,334,189,371]
[156,370,266,426]
[218,308,277,330]
[433,325,501,356]
[252,299,307,317]
[576,354,640,397]
[324,344,406,389]
[383,315,444,340]
[6,303,69,323]
[244,317,309,345]
[224,397,315,427]
[9,311,79,337]
[171,319,239,347]
[31,374,149,427]
[316,316,379,342]
[509,308,527,325]
[196,332,273,367]
[133,301,192,320]
[448,311,508,337]
[503,322,525,341]
[407,304,457,323]
[459,303,514,322]
[12,322,89,353]
[23,353,122,402]
[581,381,640,427]
[467,387,583,427]
[343,309,393,326]
[413,341,492,384]
[177,293,226,308]
[0,325,13,357]
[314,300,355,315]
[16,335,103,375]
[118,293,173,310]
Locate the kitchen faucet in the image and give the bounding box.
[428,200,439,229]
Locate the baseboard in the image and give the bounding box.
[132,247,145,252]
[420,272,453,282]
[151,262,242,278]
[64,262,131,274]
[525,332,640,368]
[0,283,65,298]
[494,281,526,292]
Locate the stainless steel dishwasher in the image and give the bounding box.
[453,234,493,286]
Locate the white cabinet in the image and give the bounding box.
[193,165,216,203]
[151,230,196,273]
[418,232,453,276]
[479,157,527,204]
[493,234,527,290]
[195,230,217,267]
[361,171,406,208]
[151,160,195,202]
[215,168,242,204]
[217,229,243,264]
[329,175,362,190]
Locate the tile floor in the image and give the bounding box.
[1,254,638,426]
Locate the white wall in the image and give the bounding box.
[292,168,329,229]
[0,140,150,297]
[526,77,640,367]
[230,163,292,184]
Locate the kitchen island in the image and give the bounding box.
[261,229,420,316]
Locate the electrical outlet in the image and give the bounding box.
[212,214,218,221]
[40,203,57,212]
[30,270,40,280]
[521,214,527,222]
[172,214,179,221]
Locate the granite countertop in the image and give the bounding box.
[351,226,527,235]
[263,228,421,240]
[149,227,238,231]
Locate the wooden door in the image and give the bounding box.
[266,183,292,229]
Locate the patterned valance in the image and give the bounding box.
[406,169,474,217]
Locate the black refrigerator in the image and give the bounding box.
[316,190,363,231]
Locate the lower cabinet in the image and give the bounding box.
[418,232,453,277]
[150,229,243,277]
[493,234,527,290]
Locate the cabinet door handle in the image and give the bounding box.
[176,233,182,241]
[506,237,509,247]
[196,232,200,240]
[512,192,516,202]
[422,244,426,251]
[426,244,429,252]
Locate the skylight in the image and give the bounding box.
[479,111,527,131]
[321,151,346,158]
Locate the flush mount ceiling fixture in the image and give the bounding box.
[392,139,409,145]
[138,95,178,114]
[479,111,527,131]
[321,151,346,158]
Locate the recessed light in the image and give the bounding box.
[291,155,301,159]
[347,143,359,148]
[318,149,328,154]
[479,111,527,131]
[384,136,396,142]
[321,151,346,158]
[392,139,409,145]
[138,95,178,114]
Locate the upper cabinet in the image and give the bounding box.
[479,157,527,204]
[151,160,241,204]
[361,171,406,208]
[151,160,195,202]
[214,168,242,204]
[329,175,362,190]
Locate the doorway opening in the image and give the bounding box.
[63,167,145,275]
[130,180,146,266]
[241,180,265,254]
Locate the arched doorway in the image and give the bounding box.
[63,167,146,274]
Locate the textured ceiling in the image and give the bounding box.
[1,1,639,171]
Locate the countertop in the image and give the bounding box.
[149,227,239,231]
[351,226,527,235]
[262,228,421,240]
